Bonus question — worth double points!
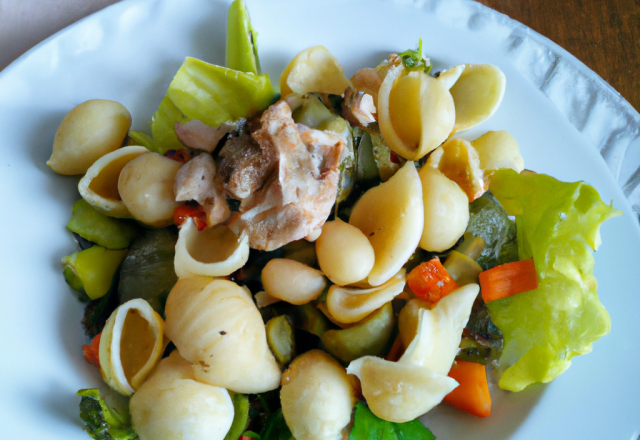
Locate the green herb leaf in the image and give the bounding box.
[397,39,432,74]
[260,409,294,440]
[77,389,137,440]
[349,402,435,440]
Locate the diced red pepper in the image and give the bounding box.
[164,149,191,163]
[82,332,101,367]
[407,257,460,303]
[174,205,207,231]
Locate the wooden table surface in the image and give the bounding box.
[1,0,638,111]
[477,0,640,111]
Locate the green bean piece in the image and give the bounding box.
[265,315,295,365]
[321,302,396,363]
[62,246,127,300]
[224,393,250,440]
[226,0,260,75]
[67,200,139,250]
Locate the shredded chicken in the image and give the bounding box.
[230,101,344,251]
[173,153,230,227]
[174,119,234,152]
[218,134,276,199]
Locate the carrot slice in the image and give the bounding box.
[82,332,102,367]
[444,360,491,417]
[479,258,538,302]
[384,334,405,362]
[407,257,460,303]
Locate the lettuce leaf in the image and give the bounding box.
[77,389,137,440]
[488,169,622,391]
[349,402,435,440]
[226,0,261,75]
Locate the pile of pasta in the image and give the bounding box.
[50,42,524,440]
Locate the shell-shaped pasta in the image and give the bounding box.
[164,277,281,393]
[262,259,326,305]
[326,270,405,324]
[281,350,356,440]
[426,137,485,201]
[118,152,183,227]
[399,284,479,374]
[130,350,234,440]
[398,298,430,349]
[349,161,424,286]
[471,130,524,175]
[346,356,458,423]
[418,166,469,252]
[450,64,506,132]
[280,46,350,97]
[437,64,465,90]
[99,298,165,396]
[316,219,375,286]
[78,146,148,218]
[47,99,132,175]
[378,65,455,160]
[174,218,250,279]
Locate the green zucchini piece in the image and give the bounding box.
[265,315,295,365]
[285,303,332,337]
[62,246,127,300]
[443,250,483,286]
[226,0,261,75]
[224,393,250,440]
[67,199,139,250]
[321,302,396,363]
[117,228,178,317]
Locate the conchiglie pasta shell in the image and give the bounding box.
[378,65,455,160]
[99,298,166,396]
[450,64,506,132]
[326,271,405,324]
[280,46,350,97]
[349,161,423,286]
[78,146,148,218]
[281,350,356,440]
[130,350,234,440]
[174,218,250,279]
[346,356,458,423]
[471,130,524,175]
[118,152,183,227]
[437,64,465,90]
[164,277,281,393]
[261,258,326,305]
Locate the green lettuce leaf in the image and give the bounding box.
[488,169,622,391]
[349,402,435,440]
[226,0,261,75]
[67,200,139,250]
[77,389,137,440]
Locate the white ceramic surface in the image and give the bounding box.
[0,0,639,439]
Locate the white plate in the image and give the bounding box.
[1,0,639,439]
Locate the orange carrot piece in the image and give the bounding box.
[384,334,405,362]
[444,360,491,418]
[82,332,102,367]
[407,257,460,303]
[479,258,538,303]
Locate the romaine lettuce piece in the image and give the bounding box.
[488,169,622,391]
[226,0,261,75]
[67,200,139,250]
[62,246,126,301]
[77,389,137,440]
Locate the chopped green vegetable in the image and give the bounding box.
[62,247,126,300]
[466,192,519,270]
[149,96,190,154]
[356,131,380,182]
[321,302,396,363]
[225,393,251,440]
[397,39,432,74]
[261,409,294,440]
[67,200,139,250]
[77,389,137,440]
[488,169,622,391]
[349,402,435,440]
[226,0,261,75]
[126,130,155,150]
[266,315,296,365]
[283,302,332,337]
[368,127,400,182]
[457,295,503,365]
[117,228,178,317]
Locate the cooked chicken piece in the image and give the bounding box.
[234,101,344,251]
[342,88,377,127]
[174,119,234,152]
[218,134,276,200]
[173,153,230,227]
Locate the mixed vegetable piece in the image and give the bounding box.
[47,1,622,439]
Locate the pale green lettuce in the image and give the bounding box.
[488,169,622,391]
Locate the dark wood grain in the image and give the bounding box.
[476,0,640,111]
